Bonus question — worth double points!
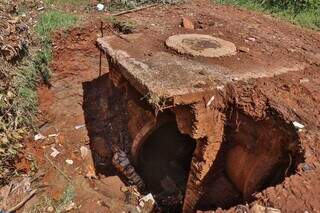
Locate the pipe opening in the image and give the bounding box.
[136,121,196,211]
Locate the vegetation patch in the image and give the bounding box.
[215,0,320,30]
[107,16,137,34]
[0,5,78,186]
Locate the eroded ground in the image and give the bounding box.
[16,0,320,212]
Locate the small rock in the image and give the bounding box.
[247,37,256,42]
[238,46,250,53]
[80,146,90,159]
[299,78,310,83]
[251,204,281,213]
[66,159,74,165]
[37,6,45,11]
[182,17,195,30]
[47,206,54,212]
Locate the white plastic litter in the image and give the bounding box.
[34,133,46,141]
[75,124,85,129]
[216,85,224,91]
[48,133,59,138]
[65,159,74,165]
[96,3,105,11]
[50,147,60,158]
[293,121,305,130]
[80,146,90,159]
[139,193,155,207]
[206,96,215,107]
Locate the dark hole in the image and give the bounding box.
[196,109,304,210]
[137,122,196,212]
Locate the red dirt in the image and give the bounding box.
[22,0,320,212]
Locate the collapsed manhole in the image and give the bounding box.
[165,34,237,57]
[136,121,196,211]
[96,35,304,212]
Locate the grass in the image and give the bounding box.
[107,16,137,34]
[215,0,320,30]
[35,10,78,84]
[44,0,89,6]
[0,9,78,186]
[29,184,75,213]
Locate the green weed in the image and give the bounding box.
[107,16,137,34]
[215,0,320,30]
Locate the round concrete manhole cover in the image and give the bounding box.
[165,34,237,57]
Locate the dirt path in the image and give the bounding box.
[21,0,320,212]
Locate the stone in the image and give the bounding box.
[182,17,195,30]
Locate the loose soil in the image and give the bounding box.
[20,0,320,212]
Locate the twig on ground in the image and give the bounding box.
[112,3,158,16]
[7,189,37,213]
[44,154,72,183]
[3,182,13,209]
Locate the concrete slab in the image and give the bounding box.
[97,33,305,103]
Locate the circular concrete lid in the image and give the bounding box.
[166,34,237,57]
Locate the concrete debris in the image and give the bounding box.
[34,133,46,141]
[112,146,145,190]
[65,159,74,165]
[50,147,60,158]
[251,204,281,213]
[182,17,195,30]
[96,3,105,11]
[238,46,250,53]
[293,121,305,131]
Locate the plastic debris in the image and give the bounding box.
[74,124,85,129]
[50,147,60,158]
[48,133,59,138]
[293,121,305,131]
[206,96,215,107]
[96,3,105,11]
[138,193,155,212]
[65,159,74,165]
[34,133,46,141]
[251,204,281,213]
[80,146,90,159]
[217,85,225,91]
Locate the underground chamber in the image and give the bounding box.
[196,109,303,210]
[134,121,196,211]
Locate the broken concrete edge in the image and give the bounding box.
[97,37,224,108]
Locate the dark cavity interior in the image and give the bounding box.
[197,109,303,210]
[137,122,196,211]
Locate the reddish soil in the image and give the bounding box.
[21,0,320,212]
